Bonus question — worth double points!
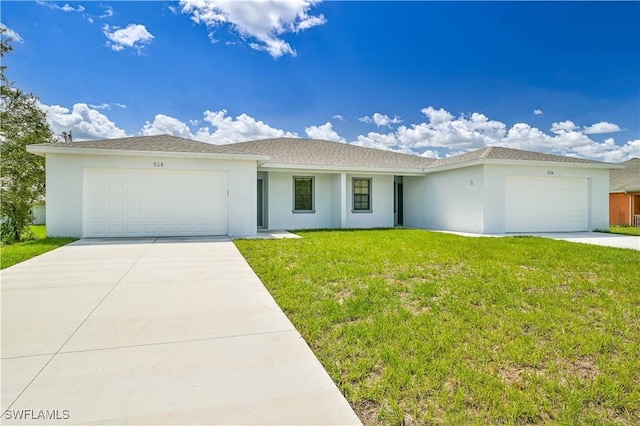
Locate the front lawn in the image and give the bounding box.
[235,229,640,425]
[1,226,77,269]
[608,225,640,236]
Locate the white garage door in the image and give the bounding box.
[505,176,588,233]
[84,168,228,237]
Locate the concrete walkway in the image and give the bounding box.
[1,237,361,425]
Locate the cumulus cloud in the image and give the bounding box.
[422,106,454,125]
[350,106,639,162]
[103,24,154,52]
[332,114,346,122]
[40,102,639,162]
[0,24,24,44]
[40,103,128,140]
[305,122,345,143]
[533,109,543,116]
[179,0,326,58]
[550,120,579,133]
[141,110,298,144]
[359,113,403,128]
[141,114,194,139]
[583,121,622,135]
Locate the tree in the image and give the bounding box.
[1,27,53,242]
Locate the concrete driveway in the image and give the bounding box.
[1,237,361,425]
[514,232,640,251]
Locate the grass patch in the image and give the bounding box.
[607,225,640,236]
[1,226,77,269]
[235,229,640,425]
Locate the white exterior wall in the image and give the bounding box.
[45,153,258,238]
[482,164,610,233]
[265,171,394,230]
[402,176,427,229]
[267,172,336,230]
[345,174,394,228]
[422,166,485,233]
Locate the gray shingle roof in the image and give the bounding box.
[430,146,605,167]
[610,158,640,192]
[216,138,436,170]
[35,135,231,154]
[31,135,612,171]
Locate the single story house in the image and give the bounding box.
[27,135,617,238]
[609,158,640,226]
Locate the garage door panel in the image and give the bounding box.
[84,168,228,237]
[505,176,588,233]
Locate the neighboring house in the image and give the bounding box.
[27,135,618,238]
[609,158,640,226]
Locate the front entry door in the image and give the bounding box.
[397,183,403,225]
[257,178,264,228]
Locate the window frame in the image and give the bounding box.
[352,177,372,213]
[292,176,315,213]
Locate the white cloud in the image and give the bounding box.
[100,6,114,18]
[332,114,346,122]
[36,1,84,13]
[583,121,622,135]
[40,103,128,140]
[196,109,298,144]
[88,103,111,110]
[0,24,24,44]
[179,0,326,58]
[103,24,154,52]
[142,114,194,139]
[422,106,454,125]
[533,109,543,116]
[550,120,579,133]
[140,110,298,144]
[41,102,638,162]
[305,122,345,143]
[359,113,403,128]
[351,106,639,162]
[88,102,127,110]
[36,1,94,22]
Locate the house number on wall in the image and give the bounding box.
[547,170,554,175]
[153,161,164,168]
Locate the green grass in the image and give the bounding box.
[1,226,77,269]
[607,225,640,236]
[235,229,640,425]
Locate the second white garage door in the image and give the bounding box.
[505,176,588,233]
[84,168,228,237]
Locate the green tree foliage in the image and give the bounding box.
[1,27,53,243]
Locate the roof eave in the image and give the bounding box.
[425,157,621,173]
[260,162,428,175]
[26,144,270,162]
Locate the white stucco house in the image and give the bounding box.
[27,135,616,238]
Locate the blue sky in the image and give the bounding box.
[1,1,639,161]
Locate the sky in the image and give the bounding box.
[1,0,639,162]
